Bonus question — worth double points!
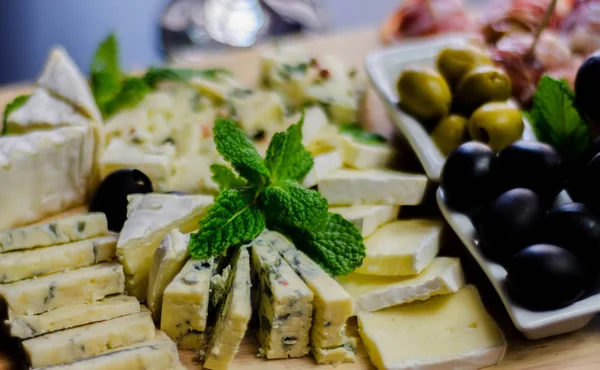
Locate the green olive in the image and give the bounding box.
[432,114,469,156]
[436,45,491,90]
[455,65,512,114]
[468,102,524,151]
[397,66,452,122]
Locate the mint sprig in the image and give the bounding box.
[189,115,366,275]
[2,94,31,135]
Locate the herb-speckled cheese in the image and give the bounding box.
[0,213,108,253]
[0,262,124,316]
[251,231,314,359]
[0,235,117,283]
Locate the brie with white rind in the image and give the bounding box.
[329,205,399,237]
[337,257,465,314]
[357,286,506,370]
[318,169,428,206]
[302,150,343,188]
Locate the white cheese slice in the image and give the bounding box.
[147,230,190,322]
[0,213,108,253]
[329,205,399,237]
[0,262,124,316]
[116,193,213,301]
[6,295,140,339]
[337,257,465,314]
[318,169,428,206]
[285,105,330,145]
[0,127,97,231]
[23,310,155,368]
[341,137,394,170]
[167,154,219,195]
[302,150,343,188]
[0,235,117,283]
[356,219,442,276]
[357,285,507,370]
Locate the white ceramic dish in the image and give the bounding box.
[365,33,536,182]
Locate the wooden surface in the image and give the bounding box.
[2,27,600,370]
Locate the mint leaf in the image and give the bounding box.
[529,75,590,160]
[265,112,313,182]
[210,164,247,190]
[189,188,265,260]
[2,94,31,135]
[90,33,122,115]
[144,67,231,87]
[339,123,387,145]
[103,77,151,117]
[213,118,271,186]
[260,180,328,230]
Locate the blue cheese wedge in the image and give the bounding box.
[337,257,465,314]
[116,193,213,301]
[302,150,343,188]
[0,235,117,283]
[356,220,442,276]
[318,169,428,206]
[204,248,252,370]
[0,213,108,253]
[0,262,124,316]
[357,286,506,370]
[251,231,314,359]
[23,310,155,368]
[329,205,399,237]
[6,295,139,339]
[147,230,190,322]
[268,232,355,364]
[33,331,181,370]
[161,258,214,350]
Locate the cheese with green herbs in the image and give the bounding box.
[329,205,399,237]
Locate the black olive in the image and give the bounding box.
[575,54,600,126]
[506,244,586,311]
[566,137,600,202]
[89,169,153,232]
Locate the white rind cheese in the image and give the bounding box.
[329,205,399,237]
[147,230,190,322]
[337,257,465,314]
[5,295,140,339]
[302,150,343,188]
[116,193,213,301]
[356,220,442,276]
[0,262,124,316]
[23,310,155,368]
[0,235,117,283]
[357,286,506,370]
[318,169,428,206]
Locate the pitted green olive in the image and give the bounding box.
[436,45,491,89]
[397,66,452,123]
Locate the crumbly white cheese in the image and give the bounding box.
[329,205,399,237]
[229,89,286,138]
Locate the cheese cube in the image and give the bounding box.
[312,337,358,364]
[318,169,428,206]
[33,331,181,370]
[337,257,465,314]
[329,205,399,237]
[116,193,213,300]
[357,286,506,370]
[204,248,252,370]
[341,137,394,170]
[6,295,140,339]
[356,220,442,276]
[251,231,314,359]
[23,310,155,368]
[0,262,124,316]
[147,230,190,322]
[302,150,343,188]
[161,258,214,350]
[0,235,117,283]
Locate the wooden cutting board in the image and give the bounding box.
[2,27,600,370]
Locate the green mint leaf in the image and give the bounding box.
[260,180,328,230]
[529,75,590,160]
[210,164,247,190]
[213,118,271,187]
[103,77,152,117]
[2,94,31,135]
[339,123,387,145]
[264,111,313,182]
[189,188,265,260]
[143,67,231,88]
[90,33,122,115]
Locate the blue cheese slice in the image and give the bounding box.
[116,193,213,301]
[6,295,139,339]
[147,230,190,322]
[0,213,108,253]
[161,258,214,350]
[23,310,155,368]
[329,205,399,237]
[204,247,252,370]
[0,262,124,315]
[251,231,314,359]
[337,257,465,314]
[0,235,117,283]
